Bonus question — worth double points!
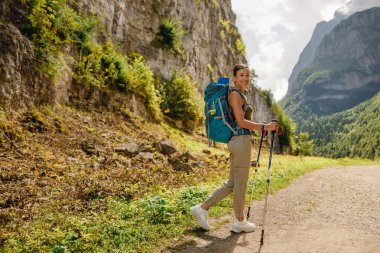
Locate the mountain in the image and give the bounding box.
[287,15,345,95]
[287,0,380,95]
[281,7,380,159]
[303,91,380,159]
[283,7,380,116]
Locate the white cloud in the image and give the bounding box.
[321,2,346,20]
[231,0,380,101]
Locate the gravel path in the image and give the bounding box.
[172,165,380,253]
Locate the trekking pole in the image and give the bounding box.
[260,120,278,245]
[246,125,266,221]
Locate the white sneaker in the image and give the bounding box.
[190,204,211,230]
[230,217,255,233]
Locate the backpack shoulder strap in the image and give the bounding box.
[227,87,248,124]
[228,87,247,104]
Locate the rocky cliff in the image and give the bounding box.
[283,7,380,117]
[0,0,265,114]
[81,0,246,91]
[287,0,380,96]
[286,17,344,95]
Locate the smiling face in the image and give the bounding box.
[233,68,250,91]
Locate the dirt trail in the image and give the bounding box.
[171,165,380,253]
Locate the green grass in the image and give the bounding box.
[2,155,377,253]
[162,123,227,156]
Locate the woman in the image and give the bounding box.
[191,64,278,233]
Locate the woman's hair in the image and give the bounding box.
[233,64,249,77]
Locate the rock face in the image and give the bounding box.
[286,17,344,95]
[247,86,277,122]
[81,0,246,91]
[0,0,274,125]
[0,22,50,109]
[283,7,380,117]
[287,0,380,96]
[0,1,245,103]
[0,1,58,110]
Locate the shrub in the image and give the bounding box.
[157,18,185,54]
[212,0,220,8]
[260,89,274,107]
[159,71,204,131]
[207,64,216,82]
[24,0,96,76]
[53,3,97,45]
[25,0,63,55]
[125,54,162,121]
[75,41,106,88]
[75,42,162,121]
[218,13,230,34]
[235,36,246,56]
[273,103,297,153]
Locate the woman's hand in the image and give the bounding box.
[264,122,279,132]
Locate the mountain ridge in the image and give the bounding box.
[282,6,380,159]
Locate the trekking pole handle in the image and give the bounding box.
[271,119,284,136]
[271,119,277,135]
[261,121,268,137]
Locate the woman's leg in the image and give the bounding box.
[229,135,251,219]
[202,145,236,209]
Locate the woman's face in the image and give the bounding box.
[233,68,250,91]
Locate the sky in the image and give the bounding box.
[231,0,380,101]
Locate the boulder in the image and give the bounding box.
[136,152,154,162]
[155,139,177,155]
[114,141,140,157]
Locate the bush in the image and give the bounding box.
[74,41,105,88]
[125,54,162,121]
[157,18,185,53]
[260,89,274,107]
[24,0,96,76]
[74,42,162,121]
[158,71,204,131]
[273,103,297,153]
[235,36,246,56]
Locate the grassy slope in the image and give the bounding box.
[0,105,377,252]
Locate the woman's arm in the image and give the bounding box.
[229,92,278,131]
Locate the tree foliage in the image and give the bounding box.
[292,92,380,159]
[295,132,314,156]
[272,103,297,153]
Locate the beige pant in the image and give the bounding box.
[204,134,251,217]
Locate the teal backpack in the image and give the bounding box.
[204,77,241,145]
